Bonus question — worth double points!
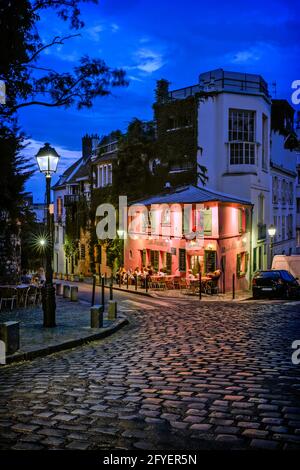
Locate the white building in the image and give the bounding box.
[167,69,299,273]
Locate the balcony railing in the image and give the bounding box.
[257,223,266,240]
[64,192,90,207]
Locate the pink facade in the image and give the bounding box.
[124,199,252,292]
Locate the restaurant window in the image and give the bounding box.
[161,207,171,225]
[203,208,212,235]
[150,250,159,271]
[229,109,255,165]
[237,251,249,278]
[204,250,216,273]
[190,256,201,276]
[179,248,186,272]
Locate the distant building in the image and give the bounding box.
[24,194,47,224]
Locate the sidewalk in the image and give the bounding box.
[0,297,128,365]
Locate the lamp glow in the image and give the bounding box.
[268,225,276,238]
[36,143,60,177]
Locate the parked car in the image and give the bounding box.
[252,270,300,299]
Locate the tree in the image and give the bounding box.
[0,0,128,282]
[113,118,156,201]
[0,0,127,116]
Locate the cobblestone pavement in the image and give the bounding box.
[0,299,300,450]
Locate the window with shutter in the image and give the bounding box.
[203,209,212,235]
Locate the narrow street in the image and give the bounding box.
[0,293,300,450]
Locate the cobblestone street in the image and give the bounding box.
[1,299,300,450]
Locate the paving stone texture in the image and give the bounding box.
[0,299,300,450]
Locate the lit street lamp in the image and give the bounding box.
[268,224,277,269]
[35,143,60,327]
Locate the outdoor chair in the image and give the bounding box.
[0,287,17,311]
[24,286,38,308]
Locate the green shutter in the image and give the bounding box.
[238,209,243,233]
[203,209,212,235]
[179,249,186,272]
[236,253,241,277]
[166,252,172,275]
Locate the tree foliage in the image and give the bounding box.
[0,0,128,116]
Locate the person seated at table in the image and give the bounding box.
[187,269,196,280]
[38,267,46,285]
[20,269,32,284]
[157,269,166,277]
[147,265,154,276]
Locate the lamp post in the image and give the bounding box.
[35,143,60,327]
[117,229,125,267]
[268,224,277,269]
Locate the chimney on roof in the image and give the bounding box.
[82,134,100,160]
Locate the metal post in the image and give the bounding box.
[199,270,202,300]
[119,271,121,288]
[126,273,129,290]
[232,273,235,300]
[145,275,148,293]
[110,273,113,300]
[135,274,138,291]
[91,274,96,306]
[42,175,56,327]
[101,276,105,307]
[270,236,273,269]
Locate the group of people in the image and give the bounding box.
[20,267,46,285]
[116,265,156,286]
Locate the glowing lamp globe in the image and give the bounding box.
[36,143,60,177]
[268,225,276,238]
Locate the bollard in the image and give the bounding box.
[70,286,78,302]
[0,321,20,355]
[63,284,71,299]
[135,274,138,291]
[90,305,104,328]
[126,274,129,290]
[55,282,62,296]
[145,275,148,293]
[119,272,121,288]
[107,300,117,321]
[232,273,235,300]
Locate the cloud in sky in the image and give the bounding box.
[134,48,164,73]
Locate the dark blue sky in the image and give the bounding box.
[22,0,300,200]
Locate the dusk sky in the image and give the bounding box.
[22,0,300,201]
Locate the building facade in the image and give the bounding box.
[156,69,299,273]
[125,185,252,292]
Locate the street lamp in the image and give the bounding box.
[268,224,277,269]
[35,143,60,327]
